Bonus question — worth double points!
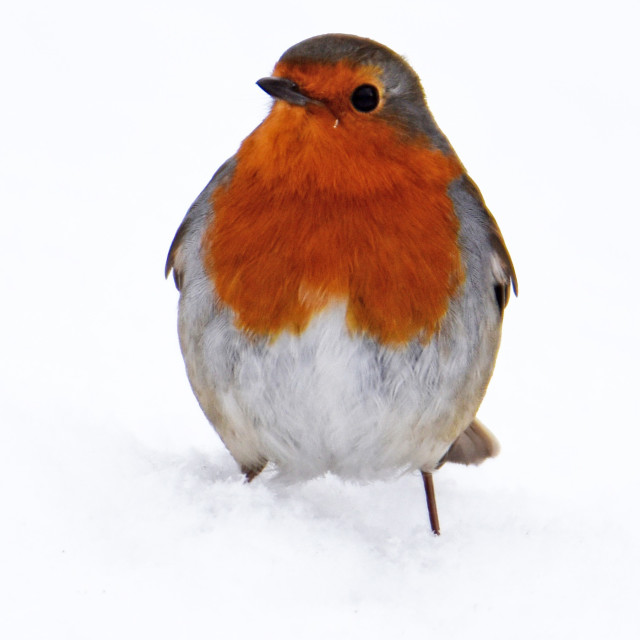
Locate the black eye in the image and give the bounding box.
[350,84,379,112]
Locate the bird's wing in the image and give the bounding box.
[165,214,191,291]
[165,157,236,291]
[457,174,518,314]
[435,175,516,467]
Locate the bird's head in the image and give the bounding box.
[256,34,451,152]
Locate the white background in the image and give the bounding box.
[2,1,639,638]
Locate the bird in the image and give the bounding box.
[166,34,517,534]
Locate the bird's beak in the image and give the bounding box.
[256,77,323,107]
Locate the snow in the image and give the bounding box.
[1,1,639,638]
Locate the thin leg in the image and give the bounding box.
[241,460,267,483]
[421,471,441,535]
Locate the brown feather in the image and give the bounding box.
[439,418,500,466]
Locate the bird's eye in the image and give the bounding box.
[350,84,379,112]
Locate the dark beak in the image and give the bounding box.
[256,77,322,107]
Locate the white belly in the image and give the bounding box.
[179,287,499,480]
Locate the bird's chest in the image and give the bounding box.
[202,141,464,346]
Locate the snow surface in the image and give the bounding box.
[2,1,639,638]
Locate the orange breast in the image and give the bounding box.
[203,103,464,345]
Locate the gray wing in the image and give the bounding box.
[165,157,237,290]
[456,174,518,314]
[438,174,517,466]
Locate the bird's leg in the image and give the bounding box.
[421,471,441,535]
[242,467,260,483]
[241,460,267,483]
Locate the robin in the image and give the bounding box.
[166,34,517,534]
